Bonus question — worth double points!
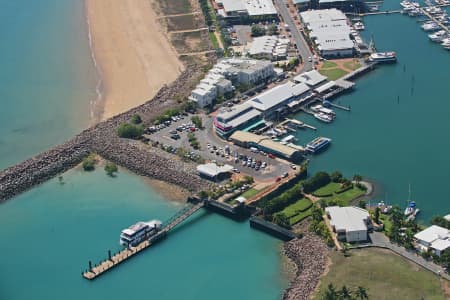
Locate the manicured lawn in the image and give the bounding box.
[209,32,219,49]
[312,182,365,206]
[241,187,260,199]
[324,187,365,206]
[289,207,313,225]
[280,198,313,225]
[313,248,444,300]
[343,60,362,71]
[281,198,312,218]
[313,182,341,196]
[321,60,338,68]
[319,68,349,81]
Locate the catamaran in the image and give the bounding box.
[119,220,162,247]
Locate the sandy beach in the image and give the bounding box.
[86,0,184,120]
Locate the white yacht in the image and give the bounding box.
[354,22,365,31]
[369,52,397,63]
[314,112,334,123]
[441,38,450,46]
[119,220,162,247]
[429,30,447,42]
[421,22,440,31]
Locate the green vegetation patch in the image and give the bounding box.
[313,182,341,197]
[241,188,260,199]
[321,185,366,207]
[321,61,338,69]
[314,248,444,300]
[154,0,192,15]
[209,32,219,49]
[281,198,312,218]
[166,15,198,31]
[280,198,313,225]
[343,60,362,71]
[319,68,349,81]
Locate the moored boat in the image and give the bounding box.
[429,30,447,42]
[119,219,162,247]
[314,112,334,123]
[369,51,397,63]
[305,137,332,153]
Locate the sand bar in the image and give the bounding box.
[86,0,184,120]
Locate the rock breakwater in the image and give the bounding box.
[0,64,214,202]
[282,233,329,300]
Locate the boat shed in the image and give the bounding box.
[196,163,234,180]
[229,130,266,148]
[325,206,371,242]
[258,139,303,161]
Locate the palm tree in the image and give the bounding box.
[353,174,363,184]
[323,283,338,300]
[355,286,369,299]
[339,285,352,299]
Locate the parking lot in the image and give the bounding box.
[144,114,294,182]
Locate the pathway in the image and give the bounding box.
[169,27,209,34]
[158,11,201,19]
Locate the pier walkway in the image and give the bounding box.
[82,201,205,280]
[420,8,449,33]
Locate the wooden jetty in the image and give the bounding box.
[420,7,449,33]
[82,201,205,280]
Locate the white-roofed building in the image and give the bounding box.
[300,9,356,58]
[414,225,450,256]
[248,36,291,60]
[217,0,277,17]
[325,206,371,242]
[196,163,234,180]
[214,103,262,137]
[293,70,328,87]
[247,81,311,119]
[189,58,274,108]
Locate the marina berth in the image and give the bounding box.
[429,30,448,42]
[314,112,334,123]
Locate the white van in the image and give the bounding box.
[250,147,258,153]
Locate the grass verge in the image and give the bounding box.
[313,248,444,300]
[319,68,349,81]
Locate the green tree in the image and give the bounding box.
[130,114,142,124]
[267,24,278,35]
[338,285,352,299]
[374,206,380,224]
[104,162,118,177]
[323,283,338,300]
[358,200,367,209]
[430,215,450,229]
[191,116,203,129]
[117,123,144,139]
[353,174,363,184]
[355,286,369,300]
[272,212,290,229]
[330,171,343,183]
[251,24,266,37]
[82,154,96,171]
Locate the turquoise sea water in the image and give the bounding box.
[0,169,286,300]
[0,0,97,170]
[293,6,450,221]
[0,1,287,299]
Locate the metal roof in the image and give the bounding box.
[227,108,261,127]
[315,81,336,93]
[248,82,310,112]
[221,0,246,12]
[431,239,450,251]
[216,103,252,122]
[414,225,450,244]
[294,70,328,86]
[196,163,234,177]
[229,130,267,144]
[258,139,299,158]
[325,206,369,232]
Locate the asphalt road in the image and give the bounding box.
[273,0,313,71]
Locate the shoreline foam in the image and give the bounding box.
[85,0,184,121]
